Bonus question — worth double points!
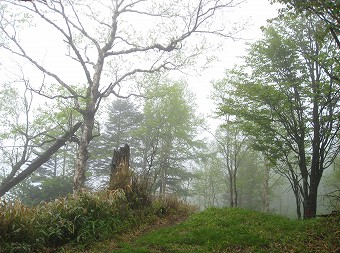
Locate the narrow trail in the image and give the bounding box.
[82,214,189,252]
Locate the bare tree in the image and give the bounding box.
[0,0,239,194]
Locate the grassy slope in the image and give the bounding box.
[83,208,339,253]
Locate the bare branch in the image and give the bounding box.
[119,0,147,13]
[0,25,79,99]
[106,0,238,57]
[100,62,172,97]
[32,1,95,85]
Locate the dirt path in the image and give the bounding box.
[81,214,189,252]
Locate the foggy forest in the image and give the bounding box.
[0,0,339,252]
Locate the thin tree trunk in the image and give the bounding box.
[160,167,166,196]
[229,172,234,207]
[62,145,66,178]
[262,166,270,213]
[233,171,238,207]
[295,188,302,220]
[211,181,216,206]
[53,154,58,177]
[291,171,302,219]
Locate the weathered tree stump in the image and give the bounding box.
[109,144,131,190]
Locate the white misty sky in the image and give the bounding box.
[188,0,283,133]
[0,0,283,135]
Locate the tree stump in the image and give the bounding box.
[109,144,131,190]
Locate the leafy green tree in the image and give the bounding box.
[192,142,276,212]
[237,151,266,211]
[273,0,340,83]
[214,13,339,218]
[192,150,227,209]
[136,76,203,196]
[212,86,269,210]
[273,0,340,49]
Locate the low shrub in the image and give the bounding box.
[0,200,37,252]
[0,189,195,253]
[0,189,132,252]
[124,175,152,211]
[152,195,197,217]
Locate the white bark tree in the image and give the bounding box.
[0,0,239,194]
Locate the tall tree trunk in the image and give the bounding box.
[229,171,234,207]
[233,171,238,207]
[261,166,270,213]
[62,145,67,178]
[303,53,322,219]
[212,182,216,206]
[53,154,58,177]
[304,160,322,219]
[72,51,104,195]
[291,169,302,219]
[297,138,311,219]
[293,185,302,220]
[160,167,166,196]
[73,112,95,195]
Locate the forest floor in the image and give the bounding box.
[63,208,339,253]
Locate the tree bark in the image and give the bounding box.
[233,171,238,207]
[73,112,95,195]
[108,144,130,190]
[304,189,318,219]
[293,183,302,220]
[229,171,234,207]
[0,122,82,198]
[303,46,323,219]
[261,165,270,213]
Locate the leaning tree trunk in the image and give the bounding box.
[293,183,302,220]
[0,122,82,198]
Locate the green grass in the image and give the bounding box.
[84,207,339,253]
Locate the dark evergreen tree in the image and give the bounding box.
[88,99,143,187]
